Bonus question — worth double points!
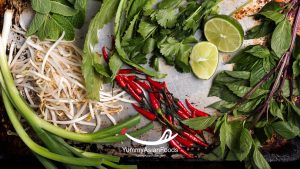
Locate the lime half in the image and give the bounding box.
[204,15,244,52]
[189,42,219,79]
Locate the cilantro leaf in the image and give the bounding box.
[137,21,157,39]
[156,9,178,28]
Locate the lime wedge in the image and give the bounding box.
[189,42,219,79]
[204,15,244,52]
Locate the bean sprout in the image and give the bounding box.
[9,28,133,133]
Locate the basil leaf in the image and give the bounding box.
[182,116,218,130]
[245,45,270,59]
[259,11,284,24]
[26,13,47,36]
[208,83,240,102]
[224,71,250,80]
[285,98,300,116]
[271,121,298,139]
[245,21,274,39]
[264,125,274,138]
[220,121,226,157]
[271,18,292,58]
[270,99,284,120]
[225,121,243,150]
[250,60,265,86]
[209,101,234,113]
[31,0,51,14]
[237,98,262,113]
[260,1,281,12]
[50,1,78,16]
[236,128,252,161]
[226,84,268,99]
[253,147,271,169]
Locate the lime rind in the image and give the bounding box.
[189,42,219,80]
[204,15,244,53]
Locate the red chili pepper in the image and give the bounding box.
[117,69,134,75]
[176,109,189,120]
[149,93,160,110]
[124,76,143,95]
[127,75,137,81]
[175,135,193,148]
[127,84,143,102]
[102,47,109,63]
[181,132,208,147]
[146,76,165,90]
[132,104,156,121]
[169,140,193,158]
[134,80,151,91]
[175,100,191,117]
[115,75,126,88]
[192,110,196,118]
[182,125,197,135]
[185,99,209,117]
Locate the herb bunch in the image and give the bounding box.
[82,0,222,100]
[184,1,300,168]
[27,0,87,41]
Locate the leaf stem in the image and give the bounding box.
[252,3,300,125]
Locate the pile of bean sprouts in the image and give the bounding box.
[8,26,135,133]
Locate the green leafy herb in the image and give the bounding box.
[182,116,218,130]
[253,147,271,169]
[82,0,120,100]
[271,18,292,58]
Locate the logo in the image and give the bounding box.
[121,128,178,146]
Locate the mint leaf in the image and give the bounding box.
[31,0,51,14]
[50,1,78,16]
[253,147,271,169]
[271,18,292,58]
[182,116,218,130]
[26,13,47,36]
[52,14,75,41]
[156,9,178,28]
